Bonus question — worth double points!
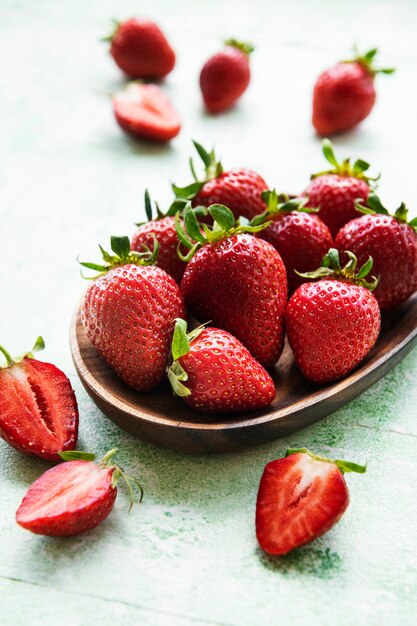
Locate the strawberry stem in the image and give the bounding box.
[79,235,159,279]
[251,190,318,227]
[355,193,417,232]
[311,139,379,185]
[225,39,254,56]
[0,336,45,369]
[172,140,223,201]
[285,448,367,474]
[167,319,208,397]
[296,248,379,291]
[342,46,395,77]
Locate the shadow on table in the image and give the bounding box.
[257,544,343,579]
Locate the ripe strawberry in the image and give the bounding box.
[256,448,366,556]
[113,82,181,142]
[104,18,175,79]
[0,337,78,460]
[200,39,253,113]
[252,190,333,293]
[167,320,275,413]
[303,139,376,237]
[80,235,185,391]
[173,141,268,221]
[312,47,394,136]
[336,193,417,309]
[285,249,381,383]
[16,448,143,537]
[177,204,287,367]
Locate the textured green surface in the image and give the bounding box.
[1,1,417,624]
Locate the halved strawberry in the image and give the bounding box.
[113,82,181,142]
[16,449,143,536]
[0,337,78,460]
[256,448,366,556]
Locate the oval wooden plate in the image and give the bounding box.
[70,295,417,453]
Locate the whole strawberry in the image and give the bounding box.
[80,236,185,391]
[131,190,188,284]
[0,337,78,460]
[178,204,287,367]
[167,320,275,413]
[256,448,366,556]
[336,194,417,309]
[313,47,394,136]
[104,18,175,79]
[285,249,381,383]
[303,139,377,237]
[16,449,143,537]
[113,82,181,142]
[252,190,333,293]
[173,141,268,221]
[200,39,253,113]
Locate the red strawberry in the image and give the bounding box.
[285,249,381,383]
[113,82,181,142]
[173,141,268,221]
[80,236,185,391]
[177,204,287,367]
[104,18,175,79]
[303,139,376,237]
[252,190,333,293]
[256,448,366,556]
[336,194,417,309]
[167,320,275,413]
[16,448,143,537]
[0,337,78,460]
[200,39,253,113]
[312,47,394,136]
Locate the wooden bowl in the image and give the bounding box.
[70,295,417,453]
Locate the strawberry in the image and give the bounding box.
[177,204,287,367]
[0,337,78,460]
[173,141,268,221]
[336,193,417,309]
[303,139,376,237]
[79,235,185,391]
[256,448,366,556]
[312,47,394,136]
[252,190,333,293]
[16,448,143,537]
[200,39,253,113]
[113,82,181,142]
[285,249,381,383]
[104,18,175,79]
[167,320,275,413]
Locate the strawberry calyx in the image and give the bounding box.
[225,38,254,56]
[0,336,45,369]
[59,448,144,511]
[79,235,159,279]
[172,141,224,201]
[250,190,318,227]
[296,247,379,291]
[341,46,395,77]
[311,139,379,185]
[101,18,122,43]
[175,203,270,262]
[135,189,165,226]
[167,318,207,397]
[355,193,417,232]
[285,448,367,474]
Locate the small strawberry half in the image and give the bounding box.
[336,193,417,309]
[256,448,366,556]
[200,39,253,113]
[285,248,381,383]
[167,319,276,413]
[104,18,175,79]
[113,82,181,142]
[312,47,394,136]
[303,139,377,237]
[173,141,268,221]
[16,448,143,537]
[0,337,78,460]
[252,190,333,293]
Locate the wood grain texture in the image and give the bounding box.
[69,294,417,453]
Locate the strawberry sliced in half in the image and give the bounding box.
[0,337,78,460]
[256,448,366,555]
[113,82,181,142]
[16,449,143,536]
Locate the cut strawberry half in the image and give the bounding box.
[113,82,181,142]
[256,448,366,555]
[0,337,78,460]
